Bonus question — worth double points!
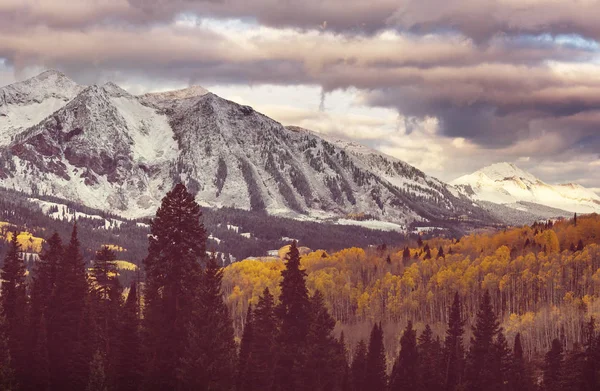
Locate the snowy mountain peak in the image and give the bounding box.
[140,85,209,108]
[476,162,538,183]
[452,163,600,214]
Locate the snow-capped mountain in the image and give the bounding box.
[452,162,600,215]
[0,71,494,229]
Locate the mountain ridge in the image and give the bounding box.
[0,70,495,232]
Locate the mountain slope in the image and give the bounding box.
[0,71,495,230]
[452,162,600,215]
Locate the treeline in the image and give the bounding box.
[223,214,600,358]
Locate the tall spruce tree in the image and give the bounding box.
[115,282,142,391]
[582,317,599,391]
[390,321,418,391]
[179,254,237,390]
[0,231,28,387]
[30,232,62,391]
[444,292,465,391]
[273,241,310,391]
[303,290,345,391]
[543,338,564,391]
[365,323,387,391]
[508,333,534,391]
[89,246,122,387]
[465,290,502,391]
[0,313,16,391]
[418,324,444,391]
[493,330,511,390]
[350,340,368,391]
[245,287,278,390]
[52,224,92,390]
[143,184,206,390]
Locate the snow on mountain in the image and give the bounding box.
[0,71,495,229]
[452,162,600,214]
[0,70,84,146]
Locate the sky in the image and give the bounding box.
[1,0,600,192]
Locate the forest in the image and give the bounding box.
[1,183,600,390]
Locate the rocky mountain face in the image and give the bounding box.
[452,162,600,216]
[0,71,494,230]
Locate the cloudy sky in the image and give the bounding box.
[1,0,599,191]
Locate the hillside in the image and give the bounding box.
[0,71,495,233]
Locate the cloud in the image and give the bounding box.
[1,1,600,187]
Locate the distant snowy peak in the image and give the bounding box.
[0,70,84,145]
[452,163,600,214]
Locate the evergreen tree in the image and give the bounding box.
[273,241,311,391]
[577,239,585,252]
[30,232,62,391]
[115,283,142,391]
[0,231,28,387]
[0,313,16,391]
[89,246,122,387]
[582,317,599,391]
[465,290,502,391]
[87,350,108,391]
[389,320,418,391]
[302,290,345,391]
[143,184,206,390]
[236,305,254,391]
[52,224,92,390]
[402,247,410,263]
[543,338,564,391]
[438,246,445,258]
[179,254,237,390]
[493,329,511,390]
[444,292,465,391]
[350,340,368,391]
[508,333,534,391]
[246,288,277,390]
[418,324,444,391]
[365,323,387,391]
[336,332,350,391]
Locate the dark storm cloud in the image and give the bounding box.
[1,0,600,187]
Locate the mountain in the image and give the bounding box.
[0,71,495,232]
[452,162,600,216]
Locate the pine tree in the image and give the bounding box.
[30,232,62,390]
[303,290,345,391]
[350,340,368,391]
[0,231,28,387]
[508,333,534,391]
[444,292,465,391]
[336,332,350,391]
[237,305,254,391]
[365,323,387,391]
[577,239,585,252]
[582,317,599,391]
[246,287,277,390]
[418,324,444,391]
[402,247,410,263]
[273,241,310,391]
[465,290,502,391]
[52,224,92,390]
[543,339,564,391]
[179,254,237,390]
[0,313,16,391]
[89,246,122,387]
[389,320,418,391]
[115,283,142,391]
[438,246,445,258]
[87,350,108,391]
[143,184,206,390]
[493,329,511,390]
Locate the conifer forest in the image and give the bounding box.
[2,184,600,391]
